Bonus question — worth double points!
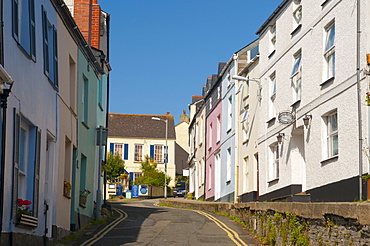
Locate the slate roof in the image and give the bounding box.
[108,113,176,139]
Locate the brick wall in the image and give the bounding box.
[73,0,101,49]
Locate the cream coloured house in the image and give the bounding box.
[107,113,176,187]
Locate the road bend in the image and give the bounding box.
[85,199,262,246]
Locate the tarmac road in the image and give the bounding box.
[80,198,262,246]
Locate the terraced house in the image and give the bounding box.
[0,0,110,244]
[107,113,177,187]
[189,0,370,203]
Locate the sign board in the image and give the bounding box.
[278,111,295,124]
[183,169,189,177]
[131,185,139,198]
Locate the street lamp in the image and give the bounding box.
[232,75,262,101]
[151,116,168,199]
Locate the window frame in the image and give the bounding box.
[291,52,302,103]
[269,73,277,120]
[292,0,302,29]
[269,143,279,181]
[325,111,338,158]
[134,144,143,162]
[324,22,335,80]
[154,145,164,163]
[42,6,58,88]
[12,0,36,60]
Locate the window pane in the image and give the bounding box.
[325,25,335,51]
[330,114,337,131]
[250,46,259,60]
[291,56,301,76]
[332,134,338,155]
[19,128,27,172]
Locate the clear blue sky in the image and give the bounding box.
[99,0,282,124]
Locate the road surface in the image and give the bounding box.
[81,199,262,246]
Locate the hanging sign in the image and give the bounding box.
[278,111,295,124]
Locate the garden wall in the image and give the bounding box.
[159,199,370,245]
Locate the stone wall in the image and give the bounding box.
[160,199,370,245]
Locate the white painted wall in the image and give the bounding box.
[257,0,369,199]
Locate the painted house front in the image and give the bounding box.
[233,40,260,203]
[188,95,206,199]
[220,56,238,202]
[204,74,223,201]
[2,0,59,242]
[256,0,369,202]
[107,113,176,187]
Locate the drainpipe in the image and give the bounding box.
[232,53,239,203]
[356,0,363,200]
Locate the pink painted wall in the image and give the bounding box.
[205,101,222,200]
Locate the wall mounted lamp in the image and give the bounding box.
[277,133,285,144]
[303,114,312,128]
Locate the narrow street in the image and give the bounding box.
[79,199,262,246]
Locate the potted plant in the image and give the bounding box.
[63,180,72,198]
[17,199,38,228]
[366,92,370,106]
[79,189,91,208]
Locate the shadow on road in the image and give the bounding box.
[99,199,169,245]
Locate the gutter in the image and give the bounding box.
[255,0,290,35]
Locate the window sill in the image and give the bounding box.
[320,77,335,87]
[321,155,338,165]
[216,140,220,145]
[242,139,249,145]
[98,103,104,111]
[291,100,301,109]
[268,178,279,184]
[82,122,89,129]
[266,117,276,124]
[321,0,330,7]
[290,24,302,36]
[226,128,232,134]
[268,50,276,59]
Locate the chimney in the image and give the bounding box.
[72,0,101,49]
[179,109,189,123]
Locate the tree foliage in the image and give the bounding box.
[103,152,126,182]
[135,155,171,187]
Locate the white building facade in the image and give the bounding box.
[257,0,369,202]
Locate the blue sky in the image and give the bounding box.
[99,0,282,124]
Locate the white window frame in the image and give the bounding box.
[134,144,143,162]
[324,22,335,80]
[227,96,232,131]
[269,73,277,119]
[325,111,338,158]
[293,0,302,28]
[269,143,279,181]
[226,148,231,182]
[243,156,249,191]
[154,145,164,163]
[269,23,276,54]
[216,114,221,143]
[208,123,213,151]
[291,52,302,103]
[114,143,123,159]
